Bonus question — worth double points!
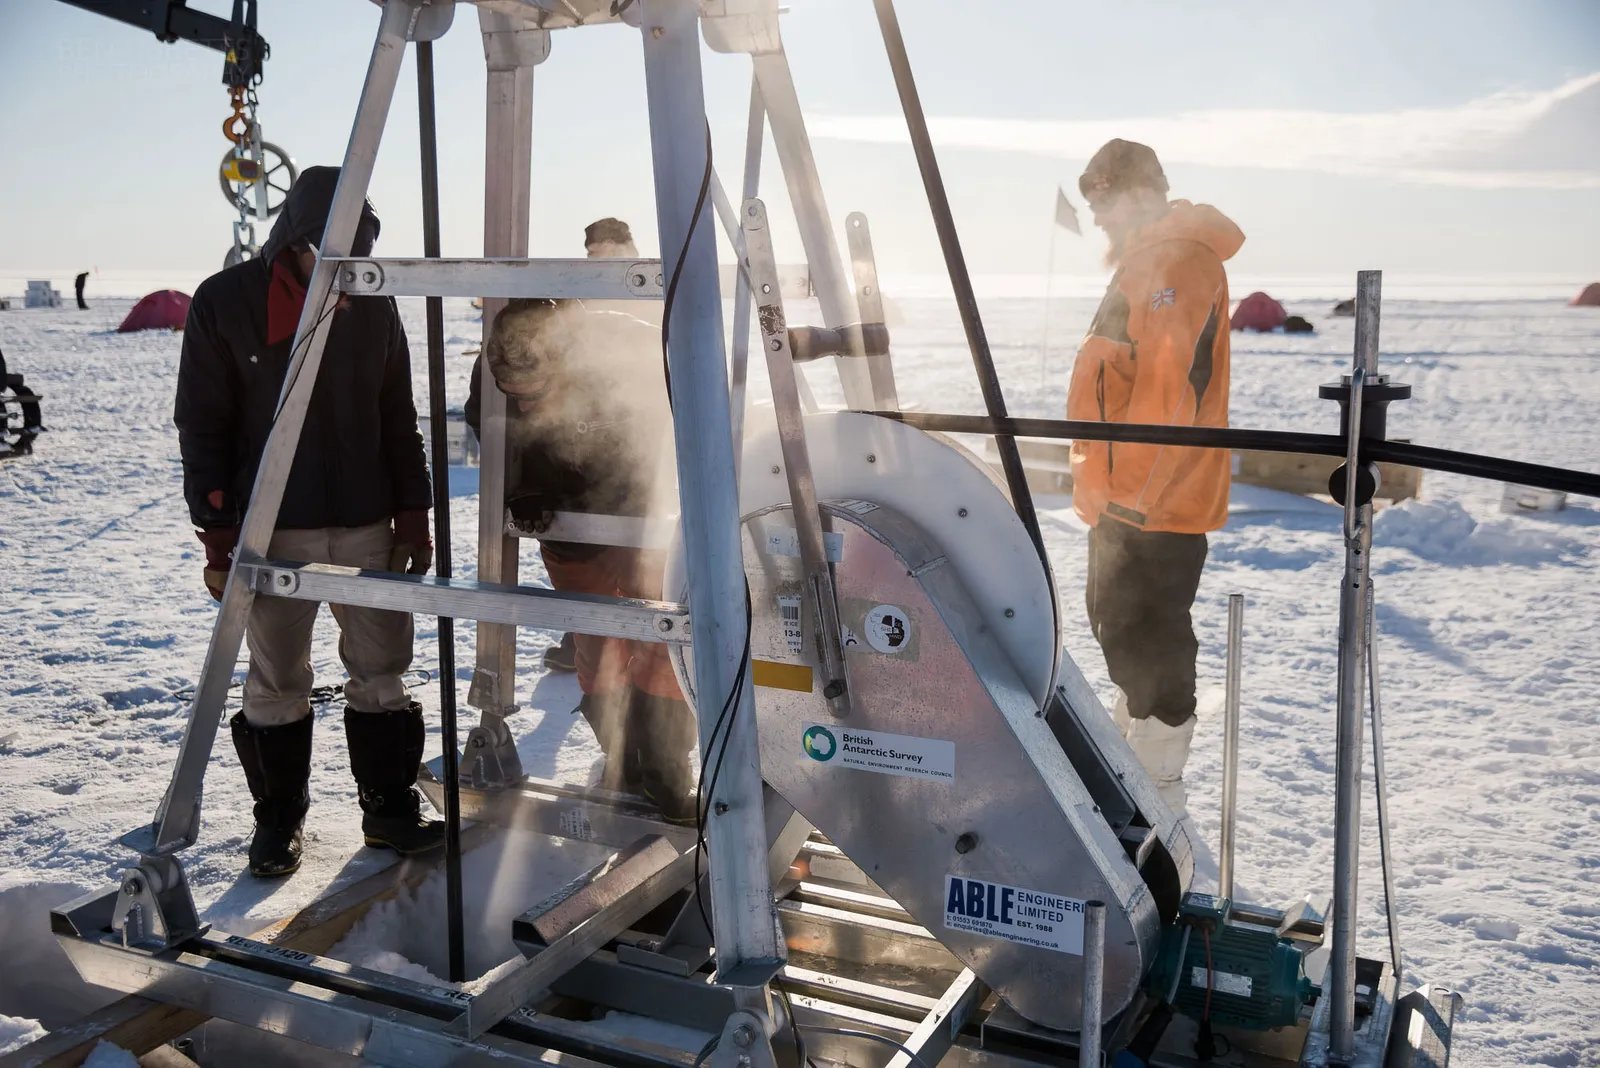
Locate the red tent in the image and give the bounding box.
[1571,283,1600,307]
[117,290,190,333]
[1232,291,1287,332]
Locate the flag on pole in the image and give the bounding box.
[1054,186,1080,235]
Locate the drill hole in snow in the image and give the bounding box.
[329,829,615,986]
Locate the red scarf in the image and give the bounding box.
[266,251,308,345]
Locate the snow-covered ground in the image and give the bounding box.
[1,286,1597,1065]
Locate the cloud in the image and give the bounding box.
[810,73,1600,190]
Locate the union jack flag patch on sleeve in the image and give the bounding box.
[1150,288,1176,310]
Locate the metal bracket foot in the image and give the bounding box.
[463,711,523,789]
[110,855,207,952]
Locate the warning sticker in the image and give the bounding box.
[943,875,1085,955]
[802,724,953,782]
[864,604,911,655]
[764,528,844,562]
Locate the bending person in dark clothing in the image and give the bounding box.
[0,344,45,452]
[468,297,697,822]
[174,166,444,878]
[75,272,89,310]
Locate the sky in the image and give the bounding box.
[2,0,1598,295]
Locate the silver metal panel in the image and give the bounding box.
[748,502,1162,1029]
[240,562,690,643]
[326,257,664,299]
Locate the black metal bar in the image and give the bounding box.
[53,0,270,83]
[417,38,465,985]
[865,410,1600,500]
[1374,440,1600,499]
[867,0,1047,561]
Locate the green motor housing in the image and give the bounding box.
[1146,894,1318,1031]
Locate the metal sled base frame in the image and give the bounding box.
[53,872,1403,1068]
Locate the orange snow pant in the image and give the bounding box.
[539,542,684,701]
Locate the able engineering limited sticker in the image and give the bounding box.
[801,724,954,782]
[943,875,1085,955]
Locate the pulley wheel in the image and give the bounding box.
[218,142,298,219]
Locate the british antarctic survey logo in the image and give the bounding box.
[802,725,837,762]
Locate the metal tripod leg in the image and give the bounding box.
[463,7,550,786]
[118,0,423,948]
[639,0,782,981]
[743,199,850,715]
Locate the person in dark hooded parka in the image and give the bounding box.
[174,166,444,877]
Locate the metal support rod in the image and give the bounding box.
[1367,591,1404,987]
[142,0,418,857]
[1219,593,1244,901]
[868,0,1059,693]
[728,72,764,467]
[749,51,877,409]
[468,7,542,720]
[415,36,465,986]
[743,199,851,715]
[1081,900,1106,1066]
[639,0,783,975]
[1331,269,1382,1061]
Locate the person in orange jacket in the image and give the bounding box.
[1067,139,1244,816]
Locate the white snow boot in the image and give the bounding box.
[1124,713,1196,817]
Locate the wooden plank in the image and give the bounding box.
[9,826,494,1067]
[1235,449,1421,502]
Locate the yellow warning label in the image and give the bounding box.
[752,660,813,693]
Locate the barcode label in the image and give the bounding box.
[778,595,803,654]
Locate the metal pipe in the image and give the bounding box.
[639,0,782,972]
[868,0,1059,695]
[1367,593,1404,986]
[728,72,763,469]
[1330,269,1382,1060]
[1219,593,1244,902]
[415,37,465,985]
[750,51,876,409]
[1081,900,1106,1066]
[468,8,542,718]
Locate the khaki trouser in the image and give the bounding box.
[241,519,414,727]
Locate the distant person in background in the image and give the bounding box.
[1067,139,1244,817]
[175,166,444,877]
[74,272,89,310]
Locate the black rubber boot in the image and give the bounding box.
[578,689,632,790]
[229,712,312,878]
[542,633,577,673]
[620,691,700,826]
[344,702,446,855]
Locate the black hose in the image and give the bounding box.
[867,410,1600,500]
[416,38,466,985]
